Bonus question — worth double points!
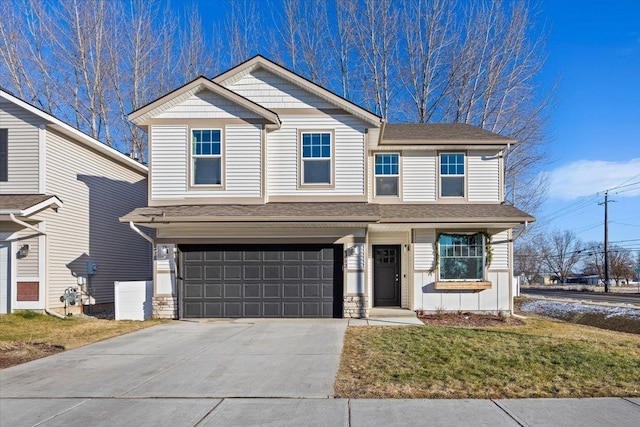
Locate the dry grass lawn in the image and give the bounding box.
[336,318,640,399]
[0,311,164,368]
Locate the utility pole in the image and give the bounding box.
[601,191,610,293]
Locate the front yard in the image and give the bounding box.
[336,318,640,399]
[0,311,163,369]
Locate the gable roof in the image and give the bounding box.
[0,194,63,217]
[128,76,281,127]
[0,88,147,174]
[381,123,515,145]
[213,55,383,127]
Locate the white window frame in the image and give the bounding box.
[438,232,485,281]
[299,130,333,187]
[191,128,223,187]
[439,152,465,198]
[374,153,400,197]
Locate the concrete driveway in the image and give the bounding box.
[0,319,347,400]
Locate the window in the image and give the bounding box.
[375,153,399,196]
[438,233,484,280]
[192,129,222,186]
[440,153,464,197]
[0,128,7,182]
[301,132,331,185]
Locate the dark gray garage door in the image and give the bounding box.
[178,244,342,318]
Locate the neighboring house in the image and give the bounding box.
[0,88,152,314]
[121,55,534,319]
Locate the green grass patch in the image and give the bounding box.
[336,319,640,398]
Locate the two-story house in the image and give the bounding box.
[121,55,534,319]
[0,88,152,315]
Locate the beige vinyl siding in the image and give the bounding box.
[402,151,436,202]
[221,124,261,197]
[467,150,500,202]
[16,229,39,277]
[150,125,188,200]
[225,69,334,109]
[43,130,150,308]
[488,229,509,270]
[156,90,261,119]
[267,114,366,196]
[413,229,435,270]
[0,98,41,193]
[150,124,261,200]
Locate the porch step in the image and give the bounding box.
[368,307,418,318]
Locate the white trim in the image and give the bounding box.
[190,128,224,187]
[38,125,46,193]
[0,88,147,174]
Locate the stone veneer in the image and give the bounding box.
[343,295,369,318]
[152,296,178,319]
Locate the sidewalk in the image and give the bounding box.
[1,397,638,426]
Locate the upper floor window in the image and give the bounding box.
[374,153,399,197]
[439,233,484,280]
[192,129,222,186]
[301,131,332,185]
[0,129,7,182]
[440,153,464,197]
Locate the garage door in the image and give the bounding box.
[179,244,342,318]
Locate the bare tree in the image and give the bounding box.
[328,0,358,100]
[582,241,605,283]
[226,0,260,64]
[609,246,635,285]
[349,0,400,117]
[514,241,541,285]
[398,0,454,122]
[540,230,583,284]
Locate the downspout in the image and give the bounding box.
[129,221,155,245]
[8,214,64,318]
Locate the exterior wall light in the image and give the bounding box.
[17,244,29,258]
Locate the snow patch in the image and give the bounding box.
[520,300,640,320]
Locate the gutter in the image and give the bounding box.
[8,214,64,317]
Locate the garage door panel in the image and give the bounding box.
[283,283,301,298]
[184,283,203,298]
[244,283,261,298]
[224,283,242,298]
[243,302,261,316]
[244,265,261,280]
[185,265,203,280]
[283,265,300,280]
[185,252,203,261]
[225,251,242,261]
[205,265,221,280]
[302,302,320,317]
[205,251,222,261]
[264,284,280,298]
[179,245,342,318]
[303,265,320,279]
[224,265,242,280]
[205,283,222,298]
[263,302,281,317]
[205,302,222,317]
[184,302,203,317]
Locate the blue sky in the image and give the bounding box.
[535,0,640,250]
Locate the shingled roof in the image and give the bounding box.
[0,194,63,216]
[121,202,534,225]
[381,123,514,145]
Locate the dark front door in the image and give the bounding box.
[373,245,401,306]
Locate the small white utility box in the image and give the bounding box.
[114,280,152,321]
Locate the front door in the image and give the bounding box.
[373,245,401,306]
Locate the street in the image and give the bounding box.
[521,288,640,306]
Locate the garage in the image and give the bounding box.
[178,244,343,318]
